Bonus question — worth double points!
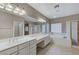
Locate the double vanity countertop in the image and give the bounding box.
[0,33,49,52]
[0,36,36,52]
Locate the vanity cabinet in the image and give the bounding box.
[11,52,18,55]
[44,36,50,46]
[37,35,51,48]
[18,42,29,55]
[18,47,29,55]
[18,42,29,50]
[0,46,17,55]
[0,39,37,55]
[29,39,37,55]
[18,39,37,55]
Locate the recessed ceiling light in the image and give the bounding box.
[5,4,13,11]
[0,4,5,9]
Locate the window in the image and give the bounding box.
[51,23,62,33]
[42,24,46,33]
[42,23,49,33]
[47,23,49,33]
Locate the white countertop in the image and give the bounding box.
[28,33,49,39]
[0,36,36,52]
[0,33,49,52]
[28,33,49,43]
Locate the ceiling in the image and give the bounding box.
[28,3,79,19]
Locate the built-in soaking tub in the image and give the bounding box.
[50,33,71,47]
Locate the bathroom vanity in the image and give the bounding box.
[0,33,51,55]
[28,33,51,48]
[0,36,36,55]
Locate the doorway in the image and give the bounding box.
[71,21,79,47]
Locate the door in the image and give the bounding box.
[71,21,78,46]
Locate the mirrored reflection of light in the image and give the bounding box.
[22,10,26,14]
[5,4,13,11]
[0,3,26,16]
[13,7,20,14]
[38,18,46,23]
[19,12,24,15]
[15,7,20,11]
[0,3,5,9]
[13,10,18,13]
[19,9,26,15]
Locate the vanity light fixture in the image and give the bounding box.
[19,9,26,15]
[13,7,21,13]
[0,3,26,16]
[5,4,13,11]
[0,3,5,9]
[38,18,46,23]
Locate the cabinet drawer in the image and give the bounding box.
[30,43,36,48]
[18,42,29,50]
[44,37,51,46]
[0,46,17,55]
[19,47,29,55]
[11,52,18,55]
[29,47,36,53]
[30,51,36,55]
[30,48,36,55]
[29,39,36,45]
[19,48,26,55]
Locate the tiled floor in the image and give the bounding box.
[37,43,79,55]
